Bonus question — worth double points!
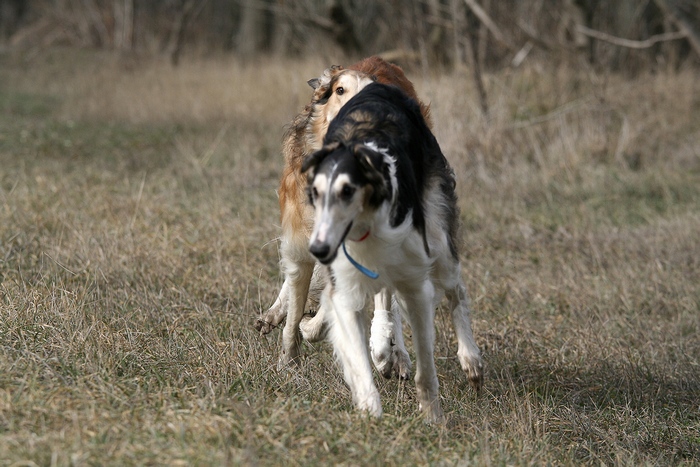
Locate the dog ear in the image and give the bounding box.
[301,141,340,174]
[354,144,384,174]
[353,145,390,202]
[307,78,320,90]
[308,65,344,90]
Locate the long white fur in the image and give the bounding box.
[310,149,482,422]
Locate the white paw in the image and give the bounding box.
[299,313,328,342]
[419,401,445,425]
[277,349,299,370]
[459,353,484,391]
[417,390,445,424]
[370,310,395,378]
[370,310,412,379]
[356,390,383,418]
[255,303,287,335]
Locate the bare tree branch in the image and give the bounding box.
[511,41,533,67]
[80,0,110,46]
[463,0,514,51]
[169,0,207,66]
[463,5,488,117]
[123,0,133,50]
[653,0,700,58]
[238,0,334,31]
[516,19,563,51]
[576,24,687,49]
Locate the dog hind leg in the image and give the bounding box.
[397,281,444,424]
[390,297,412,380]
[299,264,330,342]
[278,259,314,367]
[445,275,484,391]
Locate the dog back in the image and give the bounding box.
[323,83,459,259]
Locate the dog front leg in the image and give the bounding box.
[278,259,314,367]
[299,264,330,342]
[256,280,289,334]
[327,290,382,417]
[369,290,412,380]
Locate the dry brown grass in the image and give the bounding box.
[1,47,699,465]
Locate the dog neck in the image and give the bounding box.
[342,241,379,279]
[348,229,370,242]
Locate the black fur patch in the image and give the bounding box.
[304,83,460,259]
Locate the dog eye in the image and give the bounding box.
[336,87,344,96]
[339,185,355,200]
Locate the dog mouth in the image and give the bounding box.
[311,221,353,265]
[317,250,338,266]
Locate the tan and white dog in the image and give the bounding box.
[256,57,431,378]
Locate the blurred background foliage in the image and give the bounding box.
[1,0,698,72]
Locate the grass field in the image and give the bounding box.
[1,47,699,465]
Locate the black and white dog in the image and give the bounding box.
[301,83,483,422]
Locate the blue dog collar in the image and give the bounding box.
[342,242,379,279]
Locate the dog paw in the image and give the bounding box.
[369,316,412,380]
[460,355,484,392]
[254,318,276,335]
[299,313,328,342]
[277,347,301,370]
[355,390,383,418]
[374,359,394,379]
[393,347,412,380]
[418,396,445,425]
[255,305,287,335]
[422,408,446,425]
[370,310,397,378]
[371,343,412,380]
[370,339,394,379]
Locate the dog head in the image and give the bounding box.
[308,67,375,126]
[302,142,389,265]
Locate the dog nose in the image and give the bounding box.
[309,242,331,260]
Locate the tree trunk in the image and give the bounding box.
[654,0,700,59]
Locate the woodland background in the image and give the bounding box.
[1,0,699,71]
